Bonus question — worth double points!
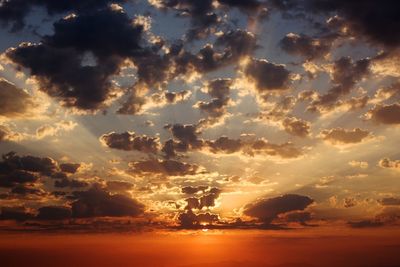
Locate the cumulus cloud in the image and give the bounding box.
[196,78,232,121]
[71,186,144,218]
[6,7,146,111]
[36,206,72,220]
[378,158,400,170]
[0,78,41,119]
[0,0,129,30]
[178,210,219,228]
[129,159,199,176]
[308,57,370,113]
[291,1,400,48]
[319,128,372,145]
[205,136,304,159]
[0,207,34,221]
[59,163,81,174]
[100,131,159,153]
[280,33,333,60]
[182,186,209,195]
[162,124,203,157]
[366,103,400,124]
[243,194,314,225]
[282,117,311,137]
[243,58,291,93]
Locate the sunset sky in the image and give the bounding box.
[0,1,400,266]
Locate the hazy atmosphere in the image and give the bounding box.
[0,1,400,266]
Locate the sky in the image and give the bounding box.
[0,1,400,266]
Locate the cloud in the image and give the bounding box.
[243,58,291,92]
[279,33,333,60]
[129,159,200,176]
[348,160,369,169]
[0,78,41,119]
[162,124,203,157]
[54,178,89,188]
[279,211,312,226]
[178,210,219,228]
[277,0,400,48]
[319,128,372,145]
[0,0,128,30]
[282,117,311,137]
[196,78,232,120]
[100,131,159,153]
[36,206,72,220]
[215,29,258,61]
[0,152,57,177]
[379,197,400,206]
[307,57,370,113]
[106,181,134,192]
[59,163,81,174]
[204,136,304,159]
[7,7,146,111]
[378,158,400,170]
[348,220,384,228]
[36,120,77,139]
[182,186,209,195]
[0,125,25,142]
[366,103,400,124]
[243,194,314,225]
[0,207,34,221]
[71,185,144,218]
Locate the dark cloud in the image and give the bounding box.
[379,197,400,206]
[197,78,232,120]
[71,186,144,218]
[0,78,39,118]
[11,185,45,196]
[100,131,159,153]
[59,163,81,174]
[129,159,199,176]
[291,0,400,48]
[0,170,38,188]
[178,209,219,228]
[348,220,384,228]
[367,103,400,125]
[0,152,57,176]
[244,194,314,225]
[36,206,72,220]
[106,181,134,192]
[215,29,258,61]
[308,57,370,112]
[152,0,218,40]
[204,136,303,159]
[54,178,89,188]
[163,124,203,157]
[0,0,128,30]
[244,58,291,92]
[182,186,208,195]
[218,0,264,12]
[280,211,312,225]
[7,7,146,111]
[206,136,242,154]
[320,128,372,145]
[0,207,34,221]
[282,117,310,137]
[279,33,333,60]
[249,139,303,158]
[164,90,191,104]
